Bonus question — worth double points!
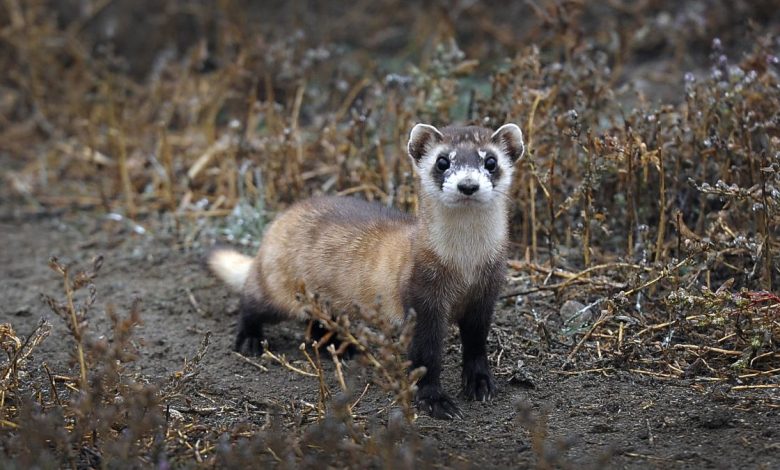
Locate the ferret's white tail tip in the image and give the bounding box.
[207,248,252,291]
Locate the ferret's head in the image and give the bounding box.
[408,124,524,208]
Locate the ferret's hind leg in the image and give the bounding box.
[307,320,358,359]
[235,295,286,355]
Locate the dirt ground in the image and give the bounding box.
[2,210,777,469]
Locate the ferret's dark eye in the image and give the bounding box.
[436,156,450,172]
[484,156,498,172]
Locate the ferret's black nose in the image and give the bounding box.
[457,181,480,195]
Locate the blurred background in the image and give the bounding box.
[2,0,779,285]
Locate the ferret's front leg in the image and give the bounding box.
[406,292,463,420]
[458,295,496,401]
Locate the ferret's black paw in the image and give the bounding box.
[462,360,496,401]
[416,386,463,420]
[234,333,265,356]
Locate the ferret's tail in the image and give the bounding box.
[207,248,253,292]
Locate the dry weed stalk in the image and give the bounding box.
[41,255,103,389]
[160,332,212,402]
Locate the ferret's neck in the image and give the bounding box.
[417,196,508,280]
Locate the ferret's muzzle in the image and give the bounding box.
[457,178,480,195]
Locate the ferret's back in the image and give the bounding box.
[302,196,413,226]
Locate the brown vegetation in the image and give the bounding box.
[1,0,778,467]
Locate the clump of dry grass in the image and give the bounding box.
[1,256,166,468]
[222,290,440,467]
[492,34,780,395]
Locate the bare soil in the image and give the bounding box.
[2,211,777,469]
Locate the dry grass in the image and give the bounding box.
[1,0,779,467]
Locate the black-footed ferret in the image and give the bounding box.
[208,123,524,419]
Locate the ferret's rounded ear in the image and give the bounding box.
[490,124,525,163]
[408,124,444,163]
